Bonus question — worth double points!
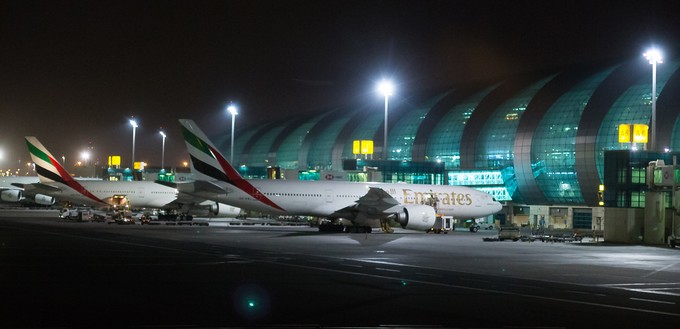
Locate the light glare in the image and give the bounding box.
[129,119,138,128]
[643,48,663,64]
[228,104,238,116]
[377,80,394,96]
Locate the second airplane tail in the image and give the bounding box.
[179,119,243,184]
[179,119,285,211]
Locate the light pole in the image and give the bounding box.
[377,80,394,160]
[159,130,166,170]
[129,119,138,169]
[227,103,238,164]
[644,48,662,151]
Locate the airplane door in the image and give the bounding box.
[138,186,145,200]
[325,189,333,203]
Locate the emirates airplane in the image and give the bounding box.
[24,136,241,218]
[178,119,502,232]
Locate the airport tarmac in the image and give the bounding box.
[1,213,680,328]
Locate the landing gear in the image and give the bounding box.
[380,218,394,233]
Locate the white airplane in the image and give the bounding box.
[24,136,241,218]
[177,119,503,232]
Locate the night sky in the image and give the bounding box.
[1,0,679,171]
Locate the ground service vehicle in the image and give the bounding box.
[59,208,92,221]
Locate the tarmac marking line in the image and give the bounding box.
[375,267,400,273]
[261,258,680,319]
[629,297,676,305]
[642,262,679,278]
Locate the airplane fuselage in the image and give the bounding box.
[205,180,501,219]
[51,180,178,208]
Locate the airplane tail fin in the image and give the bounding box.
[25,136,72,185]
[25,136,106,204]
[179,119,285,211]
[179,119,243,184]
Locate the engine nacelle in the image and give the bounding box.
[397,205,438,231]
[188,201,241,218]
[33,194,56,206]
[1,189,23,202]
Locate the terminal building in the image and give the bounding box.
[211,57,680,244]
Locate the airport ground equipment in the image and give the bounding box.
[426,216,453,234]
[58,208,92,221]
[498,225,520,241]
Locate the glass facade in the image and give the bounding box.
[426,87,496,169]
[230,128,260,166]
[671,115,680,151]
[246,121,292,167]
[476,76,556,169]
[596,60,680,181]
[386,93,449,162]
[276,113,330,169]
[306,115,351,170]
[532,67,617,204]
[387,107,429,161]
[342,110,384,160]
[223,58,680,207]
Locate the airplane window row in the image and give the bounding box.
[266,193,321,197]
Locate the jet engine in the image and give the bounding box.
[33,194,56,206]
[0,189,23,202]
[187,201,241,218]
[396,205,437,231]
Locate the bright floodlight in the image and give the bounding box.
[129,119,138,128]
[228,104,238,116]
[377,80,394,96]
[159,131,166,138]
[80,151,90,161]
[644,48,663,64]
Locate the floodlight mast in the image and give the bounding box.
[644,48,662,151]
[227,104,238,164]
[159,130,167,170]
[129,119,138,169]
[377,80,394,160]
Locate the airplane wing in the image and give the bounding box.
[330,187,401,218]
[24,182,63,192]
[10,182,61,198]
[156,180,231,209]
[356,187,400,210]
